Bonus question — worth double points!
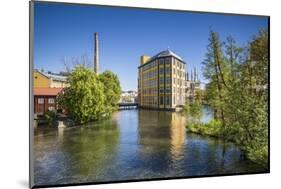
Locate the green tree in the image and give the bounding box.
[229,29,268,166]
[189,100,202,122]
[202,30,231,135]
[201,29,268,167]
[99,70,122,114]
[57,66,106,124]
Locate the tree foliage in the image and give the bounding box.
[201,29,268,167]
[57,66,122,124]
[99,70,122,113]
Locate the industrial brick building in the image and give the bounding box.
[138,49,199,110]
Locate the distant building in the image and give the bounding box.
[185,67,201,102]
[33,70,69,114]
[120,91,138,103]
[33,70,69,88]
[34,88,63,114]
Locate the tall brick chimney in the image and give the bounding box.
[94,32,99,74]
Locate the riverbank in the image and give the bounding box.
[186,120,268,169]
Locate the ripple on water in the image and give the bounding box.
[33,109,267,185]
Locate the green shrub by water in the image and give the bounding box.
[43,110,57,126]
[186,119,268,168]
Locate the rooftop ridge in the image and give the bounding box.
[151,49,183,61]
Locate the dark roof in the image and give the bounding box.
[151,49,183,61]
[139,49,185,68]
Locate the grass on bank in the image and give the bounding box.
[186,119,268,168]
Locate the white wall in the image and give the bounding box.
[0,0,279,189]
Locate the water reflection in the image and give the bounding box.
[34,118,120,185]
[58,127,64,141]
[170,113,186,161]
[34,109,266,186]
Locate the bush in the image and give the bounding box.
[43,110,57,126]
[246,144,268,168]
[190,100,202,118]
[186,119,222,138]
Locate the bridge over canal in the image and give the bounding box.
[118,102,138,110]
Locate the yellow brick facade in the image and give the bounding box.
[34,71,50,88]
[138,50,187,110]
[33,70,68,88]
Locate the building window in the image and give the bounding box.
[48,98,55,104]
[160,77,164,84]
[166,78,170,84]
[48,106,55,111]
[165,58,170,65]
[38,98,44,104]
[154,97,158,105]
[165,67,170,74]
[159,67,164,75]
[166,96,170,106]
[160,96,164,105]
[159,59,164,65]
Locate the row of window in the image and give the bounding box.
[159,87,171,93]
[142,57,184,71]
[173,77,188,86]
[142,95,171,106]
[142,88,158,95]
[173,59,185,70]
[159,58,171,66]
[173,87,185,93]
[159,67,171,75]
[142,96,158,106]
[143,69,158,79]
[173,68,186,78]
[142,85,186,95]
[143,67,185,81]
[142,76,172,87]
[37,98,55,104]
[141,77,187,90]
[142,58,172,72]
[142,94,186,107]
[142,86,173,95]
[142,66,172,81]
[159,96,171,106]
[159,77,171,85]
[143,79,157,87]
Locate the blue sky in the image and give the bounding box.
[34,2,268,91]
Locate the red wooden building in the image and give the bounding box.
[34,88,63,115]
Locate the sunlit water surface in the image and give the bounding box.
[34,108,266,185]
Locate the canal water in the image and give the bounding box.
[33,108,266,186]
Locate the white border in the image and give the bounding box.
[0,0,280,189]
